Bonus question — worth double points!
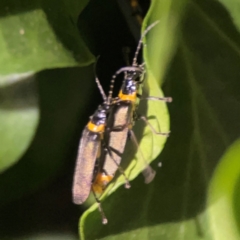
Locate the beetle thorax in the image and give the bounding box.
[91,106,107,125]
[122,78,138,95]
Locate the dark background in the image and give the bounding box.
[0,0,151,239]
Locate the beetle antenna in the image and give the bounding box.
[94,56,107,102]
[107,76,115,105]
[95,76,107,102]
[132,20,160,67]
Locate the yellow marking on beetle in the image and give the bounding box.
[118,90,137,101]
[87,122,105,132]
[92,173,113,194]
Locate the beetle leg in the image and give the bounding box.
[91,186,108,225]
[136,115,170,136]
[105,146,131,189]
[129,129,156,184]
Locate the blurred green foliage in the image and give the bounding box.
[1,0,240,240]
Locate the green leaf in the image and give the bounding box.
[0,0,93,78]
[0,0,93,179]
[8,232,78,240]
[144,0,188,84]
[218,0,240,32]
[0,66,96,206]
[80,0,187,238]
[0,73,39,172]
[79,0,240,239]
[208,139,240,240]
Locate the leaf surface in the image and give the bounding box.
[80,0,240,239]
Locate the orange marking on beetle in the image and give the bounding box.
[92,173,113,194]
[87,122,105,132]
[118,90,137,101]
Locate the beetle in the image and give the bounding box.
[73,21,172,225]
[72,76,116,224]
[92,21,172,197]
